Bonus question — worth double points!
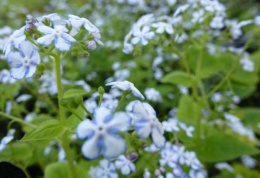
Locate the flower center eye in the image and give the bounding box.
[98,126,103,131]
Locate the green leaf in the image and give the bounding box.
[239,108,260,134]
[44,162,88,178]
[44,162,69,178]
[194,133,260,163]
[161,71,195,87]
[177,95,201,122]
[66,106,86,131]
[21,120,66,141]
[63,89,88,99]
[0,142,32,162]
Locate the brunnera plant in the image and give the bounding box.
[0,1,260,178]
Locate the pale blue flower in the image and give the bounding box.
[3,26,25,57]
[184,151,202,170]
[115,155,135,176]
[76,107,131,159]
[6,41,40,80]
[96,160,118,178]
[159,142,178,168]
[68,14,99,33]
[106,80,145,100]
[36,25,76,51]
[131,26,154,46]
[132,100,165,148]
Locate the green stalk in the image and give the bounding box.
[114,91,129,113]
[0,112,36,128]
[54,53,77,178]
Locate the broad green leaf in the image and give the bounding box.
[161,71,195,87]
[21,120,66,141]
[229,82,256,99]
[66,106,86,131]
[44,162,88,178]
[23,114,56,133]
[44,162,69,178]
[239,108,260,134]
[0,142,32,162]
[177,95,201,122]
[194,133,260,162]
[63,89,88,99]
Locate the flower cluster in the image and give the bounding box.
[3,13,102,80]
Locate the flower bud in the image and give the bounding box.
[86,40,97,50]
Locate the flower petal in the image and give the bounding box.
[18,41,34,57]
[37,25,54,34]
[37,35,54,46]
[93,107,113,125]
[24,66,36,78]
[81,135,101,159]
[10,67,26,80]
[134,119,151,139]
[6,51,23,67]
[77,119,96,139]
[107,112,131,132]
[132,101,149,118]
[103,134,126,158]
[151,127,165,148]
[54,36,71,51]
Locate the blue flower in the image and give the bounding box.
[76,107,131,159]
[106,81,145,100]
[96,160,118,178]
[115,155,135,176]
[6,41,40,80]
[36,25,76,51]
[132,100,165,148]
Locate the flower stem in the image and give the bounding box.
[114,91,129,112]
[0,112,36,128]
[54,53,77,178]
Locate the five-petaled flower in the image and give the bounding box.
[131,26,155,46]
[106,80,145,100]
[132,100,165,148]
[36,25,76,51]
[76,107,131,159]
[6,41,40,80]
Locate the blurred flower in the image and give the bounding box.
[239,52,254,72]
[132,100,165,148]
[0,129,15,152]
[145,88,162,102]
[115,155,135,175]
[96,160,118,178]
[131,26,154,45]
[3,26,25,57]
[160,143,178,168]
[0,69,16,84]
[162,118,180,132]
[215,162,234,173]
[68,14,99,33]
[184,151,203,170]
[152,22,173,34]
[210,16,225,29]
[76,107,131,159]
[143,168,151,178]
[36,25,76,51]
[179,123,194,137]
[241,155,256,168]
[106,80,145,100]
[6,41,40,80]
[211,92,222,102]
